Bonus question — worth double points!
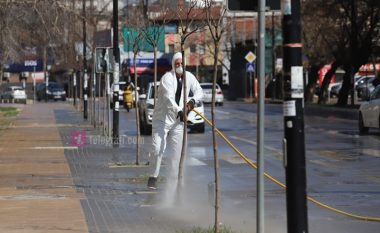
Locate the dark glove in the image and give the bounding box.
[186,99,195,112]
[177,111,184,122]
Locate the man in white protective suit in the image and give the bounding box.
[147,52,203,190]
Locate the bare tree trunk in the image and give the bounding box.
[337,69,352,106]
[0,65,3,87]
[212,43,220,233]
[305,65,321,103]
[134,53,140,165]
[154,45,158,105]
[178,46,187,187]
[43,45,48,102]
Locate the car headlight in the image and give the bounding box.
[147,103,154,109]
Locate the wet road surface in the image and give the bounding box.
[58,101,380,233]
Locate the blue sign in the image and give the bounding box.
[246,62,255,72]
[5,59,44,72]
[126,58,170,67]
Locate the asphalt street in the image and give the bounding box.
[56,100,380,233]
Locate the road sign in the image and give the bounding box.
[245,51,256,63]
[246,62,255,72]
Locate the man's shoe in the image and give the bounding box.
[147,177,157,190]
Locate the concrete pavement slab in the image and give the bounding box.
[0,103,88,233]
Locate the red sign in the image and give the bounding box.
[319,64,336,85]
[358,63,380,75]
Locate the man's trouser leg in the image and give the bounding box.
[165,121,184,178]
[151,123,168,178]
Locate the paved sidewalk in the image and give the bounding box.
[0,103,88,233]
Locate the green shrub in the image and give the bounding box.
[0,107,18,117]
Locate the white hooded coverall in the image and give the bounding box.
[151,52,203,178]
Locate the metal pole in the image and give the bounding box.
[249,71,253,99]
[98,73,101,128]
[33,66,36,103]
[92,70,97,128]
[93,61,96,127]
[272,11,276,100]
[83,0,88,119]
[44,47,48,102]
[282,1,309,233]
[103,73,107,136]
[106,73,112,139]
[45,71,49,102]
[84,71,88,118]
[350,0,356,106]
[73,72,77,106]
[257,1,266,233]
[112,0,120,146]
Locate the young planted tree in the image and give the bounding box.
[142,10,169,105]
[124,6,145,164]
[175,0,201,187]
[203,1,227,232]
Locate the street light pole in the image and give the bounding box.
[112,0,120,146]
[83,0,88,119]
[257,1,266,233]
[272,11,276,100]
[282,1,309,233]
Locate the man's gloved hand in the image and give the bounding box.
[186,99,195,113]
[177,111,184,122]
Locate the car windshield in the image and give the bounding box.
[48,83,63,89]
[201,84,213,89]
[201,84,221,90]
[149,84,159,99]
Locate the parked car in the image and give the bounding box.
[138,82,205,135]
[200,83,224,106]
[358,84,380,134]
[0,86,27,100]
[356,75,375,99]
[36,82,66,101]
[329,82,342,98]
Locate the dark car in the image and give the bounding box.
[36,82,66,101]
[356,76,375,99]
[329,82,342,98]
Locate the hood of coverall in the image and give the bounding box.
[172,52,182,71]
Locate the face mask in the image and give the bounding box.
[175,66,183,75]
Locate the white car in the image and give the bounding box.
[200,83,224,106]
[1,86,27,100]
[358,84,380,134]
[138,82,205,134]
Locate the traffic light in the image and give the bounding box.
[227,0,281,11]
